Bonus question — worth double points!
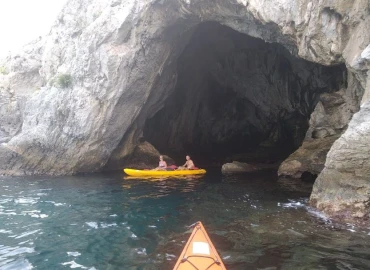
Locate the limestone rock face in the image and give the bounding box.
[278,89,358,178]
[0,85,22,144]
[0,0,369,190]
[310,101,370,224]
[0,38,44,144]
[278,135,341,178]
[118,141,174,170]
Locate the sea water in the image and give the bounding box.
[1,170,370,269]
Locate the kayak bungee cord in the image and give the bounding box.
[173,221,226,270]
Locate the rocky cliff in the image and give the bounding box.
[0,0,369,222]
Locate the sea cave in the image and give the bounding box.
[137,22,347,169]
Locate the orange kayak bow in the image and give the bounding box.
[173,221,227,270]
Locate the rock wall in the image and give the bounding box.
[0,0,370,223]
[308,9,370,223]
[278,88,359,178]
[0,38,44,144]
[111,141,174,170]
[310,101,370,224]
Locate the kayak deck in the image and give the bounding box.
[123,168,206,177]
[173,221,226,270]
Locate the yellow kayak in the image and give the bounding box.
[123,175,205,181]
[123,168,206,177]
[173,221,226,270]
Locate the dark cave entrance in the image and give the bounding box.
[143,22,347,167]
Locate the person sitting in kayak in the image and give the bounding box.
[177,155,195,170]
[152,155,167,170]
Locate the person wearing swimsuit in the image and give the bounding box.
[177,155,195,170]
[152,155,167,170]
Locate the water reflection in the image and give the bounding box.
[123,175,205,199]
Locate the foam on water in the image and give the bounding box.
[30,214,48,219]
[100,223,117,228]
[135,248,147,255]
[22,210,40,214]
[85,222,117,229]
[279,199,307,208]
[278,199,333,225]
[44,201,65,206]
[85,222,98,229]
[61,260,87,269]
[14,198,39,205]
[165,253,176,260]
[67,252,82,257]
[306,207,331,223]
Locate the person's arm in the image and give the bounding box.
[164,161,168,168]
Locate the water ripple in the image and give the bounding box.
[14,197,39,205]
[1,172,370,269]
[0,245,34,270]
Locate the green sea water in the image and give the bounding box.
[1,170,370,269]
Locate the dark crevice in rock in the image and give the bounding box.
[142,22,347,167]
[301,171,318,183]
